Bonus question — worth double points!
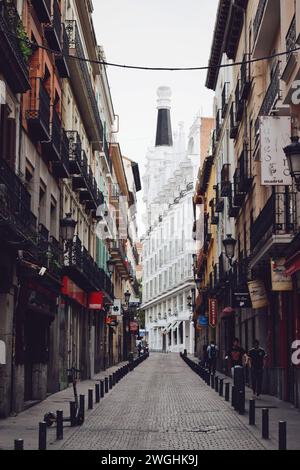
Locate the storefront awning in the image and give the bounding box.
[221,306,235,319]
[285,251,300,276]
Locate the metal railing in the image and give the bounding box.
[221,82,229,118]
[221,164,231,197]
[259,63,281,116]
[51,107,61,155]
[250,191,297,251]
[67,130,82,173]
[286,15,296,54]
[253,0,267,44]
[65,20,103,137]
[26,78,51,134]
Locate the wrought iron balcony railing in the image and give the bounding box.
[286,15,296,54]
[216,109,222,141]
[240,54,251,101]
[221,163,231,197]
[250,191,297,252]
[253,0,267,44]
[0,0,31,93]
[235,79,244,122]
[31,0,51,23]
[52,129,70,179]
[259,62,281,116]
[65,20,103,145]
[26,77,51,142]
[214,183,224,213]
[55,23,70,78]
[230,103,238,140]
[0,157,37,244]
[42,106,62,161]
[67,130,82,175]
[221,82,229,118]
[44,0,61,52]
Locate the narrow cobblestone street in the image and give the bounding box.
[54,354,266,451]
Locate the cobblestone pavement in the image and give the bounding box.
[56,354,267,451]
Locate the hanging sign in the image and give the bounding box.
[271,258,293,291]
[130,321,139,333]
[198,316,208,327]
[88,292,104,310]
[209,299,218,328]
[260,116,292,186]
[248,280,269,309]
[233,293,252,309]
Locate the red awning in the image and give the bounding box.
[221,306,235,319]
[285,251,300,276]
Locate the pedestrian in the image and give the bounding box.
[202,344,208,368]
[248,340,267,399]
[225,338,246,378]
[207,341,218,375]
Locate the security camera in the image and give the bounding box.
[38,267,47,277]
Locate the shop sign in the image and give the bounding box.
[233,293,252,309]
[106,315,118,327]
[198,316,208,328]
[271,258,293,291]
[248,280,269,309]
[209,299,218,328]
[61,276,87,307]
[88,292,104,310]
[260,116,292,186]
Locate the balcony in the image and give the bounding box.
[221,82,229,118]
[31,0,51,23]
[44,0,61,52]
[63,236,100,292]
[203,214,212,253]
[250,191,297,267]
[51,129,70,179]
[110,239,130,279]
[224,0,248,60]
[210,199,219,226]
[216,109,222,141]
[228,184,240,219]
[221,163,231,197]
[37,225,63,281]
[72,151,104,214]
[233,170,247,208]
[229,103,238,140]
[26,78,51,142]
[214,184,224,213]
[55,23,70,79]
[102,139,113,174]
[65,20,103,151]
[67,131,82,175]
[232,258,249,291]
[235,80,244,122]
[0,157,37,246]
[0,0,30,93]
[259,62,288,116]
[41,107,62,162]
[110,184,120,207]
[253,0,280,59]
[240,54,251,101]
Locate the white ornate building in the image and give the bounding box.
[142,87,200,353]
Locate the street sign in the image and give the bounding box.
[198,316,208,327]
[130,321,139,333]
[233,293,252,309]
[209,298,218,328]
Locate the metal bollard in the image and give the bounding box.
[215,376,219,393]
[211,374,215,388]
[88,389,93,410]
[14,439,24,451]
[70,401,77,427]
[109,375,113,389]
[95,383,100,403]
[249,400,256,426]
[79,395,85,424]
[56,410,63,441]
[279,421,287,450]
[100,380,105,398]
[38,422,47,451]
[225,383,230,402]
[105,377,109,393]
[238,391,245,415]
[262,409,269,440]
[219,379,224,397]
[231,386,236,408]
[112,372,116,386]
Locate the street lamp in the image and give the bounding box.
[195,277,202,292]
[60,213,77,242]
[283,135,300,190]
[223,234,237,266]
[107,258,115,277]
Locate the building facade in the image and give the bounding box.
[0,0,140,418]
[194,0,300,408]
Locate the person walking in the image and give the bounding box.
[248,340,267,399]
[207,341,218,375]
[225,338,246,378]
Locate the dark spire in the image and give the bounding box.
[155,87,173,147]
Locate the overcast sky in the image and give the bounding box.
[93,0,219,234]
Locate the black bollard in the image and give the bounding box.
[215,376,219,393]
[249,400,256,426]
[262,409,269,440]
[105,377,109,393]
[95,383,100,403]
[88,389,93,410]
[70,401,77,427]
[79,395,85,424]
[14,439,24,451]
[211,374,215,388]
[100,380,105,398]
[38,422,47,451]
[225,383,230,402]
[109,375,113,389]
[56,410,63,441]
[231,386,236,408]
[219,379,224,397]
[238,391,245,415]
[112,373,116,386]
[279,421,287,450]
